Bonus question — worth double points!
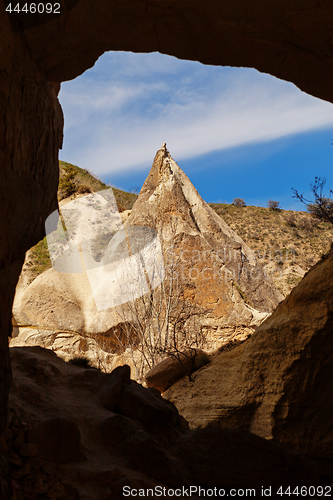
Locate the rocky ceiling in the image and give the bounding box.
[1,0,333,438]
[18,0,333,103]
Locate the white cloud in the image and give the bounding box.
[59,52,333,176]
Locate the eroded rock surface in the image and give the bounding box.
[165,246,333,459]
[18,0,333,106]
[0,12,63,435]
[145,349,210,393]
[1,0,333,437]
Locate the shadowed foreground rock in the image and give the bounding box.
[165,246,333,459]
[0,346,323,497]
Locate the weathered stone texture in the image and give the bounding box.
[20,0,333,105]
[4,346,320,494]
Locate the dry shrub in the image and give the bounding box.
[267,200,280,211]
[77,185,92,195]
[284,213,297,227]
[233,198,246,207]
[298,217,314,231]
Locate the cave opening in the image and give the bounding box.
[58,50,333,211]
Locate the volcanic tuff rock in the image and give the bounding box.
[1,2,333,496]
[145,349,210,393]
[165,245,333,459]
[125,144,283,328]
[2,0,333,440]
[12,146,282,359]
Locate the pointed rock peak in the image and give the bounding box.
[151,142,173,179]
[138,144,176,196]
[126,147,283,315]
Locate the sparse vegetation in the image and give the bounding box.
[25,161,333,299]
[267,199,281,211]
[209,202,333,294]
[77,185,92,195]
[292,176,333,224]
[58,164,77,199]
[233,283,253,307]
[114,216,209,382]
[26,237,52,282]
[284,213,297,227]
[58,160,138,211]
[233,198,246,207]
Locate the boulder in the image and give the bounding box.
[176,427,320,489]
[5,345,322,496]
[115,378,184,433]
[100,364,130,411]
[145,349,210,392]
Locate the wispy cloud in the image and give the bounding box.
[59,51,333,176]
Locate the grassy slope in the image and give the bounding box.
[58,160,137,210]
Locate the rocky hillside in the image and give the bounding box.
[210,203,333,296]
[58,160,137,211]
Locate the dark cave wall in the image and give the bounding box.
[0,0,333,439]
[0,12,63,433]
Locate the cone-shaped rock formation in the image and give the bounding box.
[125,144,283,338]
[13,146,282,359]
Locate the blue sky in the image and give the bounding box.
[59,51,333,210]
